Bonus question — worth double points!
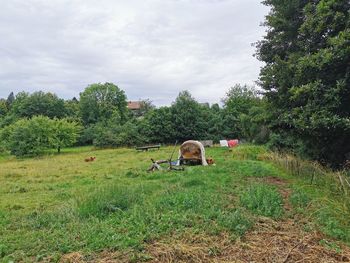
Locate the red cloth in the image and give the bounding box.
[228,139,239,148]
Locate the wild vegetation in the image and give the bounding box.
[0,145,349,262]
[256,0,350,165]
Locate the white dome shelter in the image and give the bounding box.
[177,140,208,166]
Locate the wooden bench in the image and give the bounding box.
[136,144,161,151]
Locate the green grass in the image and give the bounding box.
[0,145,349,261]
[240,184,284,219]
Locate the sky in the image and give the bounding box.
[0,0,269,106]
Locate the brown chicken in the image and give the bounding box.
[84,156,96,162]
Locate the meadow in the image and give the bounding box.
[0,145,349,262]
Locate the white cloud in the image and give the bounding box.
[0,0,269,105]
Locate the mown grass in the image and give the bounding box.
[0,145,349,261]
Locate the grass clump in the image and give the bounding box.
[290,189,310,210]
[316,206,350,243]
[240,184,284,219]
[76,184,146,218]
[231,160,280,178]
[231,145,268,160]
[217,209,253,236]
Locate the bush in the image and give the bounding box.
[240,184,284,219]
[92,121,146,148]
[0,116,81,156]
[0,116,52,156]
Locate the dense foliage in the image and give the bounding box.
[256,0,350,166]
[0,116,81,156]
[0,83,265,156]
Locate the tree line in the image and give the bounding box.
[0,83,268,157]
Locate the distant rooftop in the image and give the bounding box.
[127,101,141,110]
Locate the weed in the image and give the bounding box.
[290,188,310,209]
[319,239,341,253]
[316,208,350,242]
[217,209,253,236]
[240,184,284,219]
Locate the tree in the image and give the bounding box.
[171,91,206,142]
[222,84,261,139]
[0,116,81,156]
[239,99,270,144]
[140,107,175,143]
[205,103,225,142]
[64,97,81,121]
[51,118,82,153]
[0,99,7,118]
[10,91,66,119]
[0,116,52,156]
[80,83,127,125]
[92,120,146,147]
[256,0,350,165]
[6,92,15,110]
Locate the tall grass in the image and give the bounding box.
[259,151,350,196]
[75,184,147,218]
[240,184,284,219]
[257,151,350,243]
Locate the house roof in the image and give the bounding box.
[127,101,141,110]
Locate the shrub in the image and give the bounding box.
[0,116,52,156]
[0,116,81,156]
[240,184,284,219]
[92,121,146,148]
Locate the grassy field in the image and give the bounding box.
[0,145,349,262]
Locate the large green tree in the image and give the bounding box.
[140,107,175,143]
[80,83,128,125]
[257,0,350,165]
[0,99,7,118]
[171,91,206,142]
[222,84,262,139]
[10,91,66,119]
[50,118,82,153]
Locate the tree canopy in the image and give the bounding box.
[256,0,350,165]
[79,83,128,125]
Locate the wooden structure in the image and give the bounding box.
[136,144,161,151]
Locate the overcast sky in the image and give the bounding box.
[0,0,269,105]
